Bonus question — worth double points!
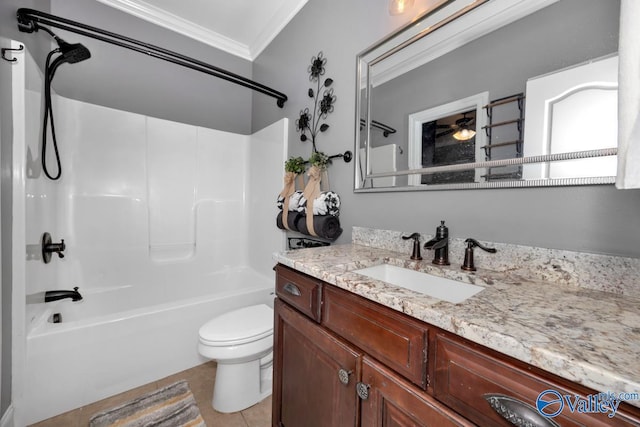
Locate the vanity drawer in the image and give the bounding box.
[433,331,640,427]
[275,265,323,322]
[322,285,428,388]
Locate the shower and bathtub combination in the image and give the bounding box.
[7,41,287,425]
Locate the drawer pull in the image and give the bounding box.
[356,382,370,400]
[338,368,353,385]
[283,282,301,296]
[484,394,560,427]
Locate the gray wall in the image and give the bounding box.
[252,0,640,258]
[1,0,255,134]
[48,0,255,133]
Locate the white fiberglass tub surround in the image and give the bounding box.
[20,68,287,424]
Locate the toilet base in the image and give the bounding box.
[212,357,273,413]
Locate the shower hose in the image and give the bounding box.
[42,49,63,180]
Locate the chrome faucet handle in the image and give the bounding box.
[402,233,422,260]
[462,238,497,271]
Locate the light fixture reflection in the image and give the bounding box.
[389,0,415,15]
[453,128,476,141]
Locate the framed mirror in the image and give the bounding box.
[354,0,620,192]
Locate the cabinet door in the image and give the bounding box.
[360,356,474,427]
[323,285,428,388]
[273,299,361,427]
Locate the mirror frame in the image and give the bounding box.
[354,0,618,192]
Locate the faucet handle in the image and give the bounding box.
[56,239,65,258]
[462,238,497,271]
[401,233,422,260]
[402,232,420,241]
[465,238,497,253]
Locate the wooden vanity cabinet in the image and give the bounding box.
[273,264,470,427]
[273,264,640,427]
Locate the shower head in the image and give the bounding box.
[36,25,91,75]
[46,37,91,81]
[30,24,91,63]
[55,39,91,64]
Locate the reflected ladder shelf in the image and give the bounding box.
[481,94,525,181]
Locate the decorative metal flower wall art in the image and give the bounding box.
[296,52,336,153]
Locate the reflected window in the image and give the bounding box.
[421,110,476,185]
[408,92,488,186]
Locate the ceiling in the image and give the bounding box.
[94,0,309,61]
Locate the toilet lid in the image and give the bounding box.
[199,304,273,346]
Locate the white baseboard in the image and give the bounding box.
[0,405,13,427]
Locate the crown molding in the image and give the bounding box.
[95,0,252,60]
[95,0,308,61]
[248,0,309,59]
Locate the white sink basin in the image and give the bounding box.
[353,264,483,304]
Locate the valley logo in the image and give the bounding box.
[536,389,639,419]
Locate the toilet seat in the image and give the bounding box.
[199,304,273,347]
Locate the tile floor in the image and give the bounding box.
[29,361,271,427]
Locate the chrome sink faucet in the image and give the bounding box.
[424,221,450,265]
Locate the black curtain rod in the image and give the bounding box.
[359,118,397,137]
[16,8,288,108]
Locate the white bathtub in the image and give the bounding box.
[24,266,275,425]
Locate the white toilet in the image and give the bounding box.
[198,304,274,413]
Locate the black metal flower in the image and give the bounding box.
[320,89,336,117]
[296,108,310,131]
[297,52,336,152]
[296,108,311,141]
[308,52,326,82]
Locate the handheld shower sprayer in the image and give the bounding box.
[53,36,91,63]
[47,39,91,83]
[38,26,91,180]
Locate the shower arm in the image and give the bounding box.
[16,8,288,108]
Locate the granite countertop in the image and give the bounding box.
[273,243,640,407]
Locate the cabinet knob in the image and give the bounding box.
[356,382,370,400]
[338,368,352,385]
[484,394,560,427]
[283,282,301,296]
